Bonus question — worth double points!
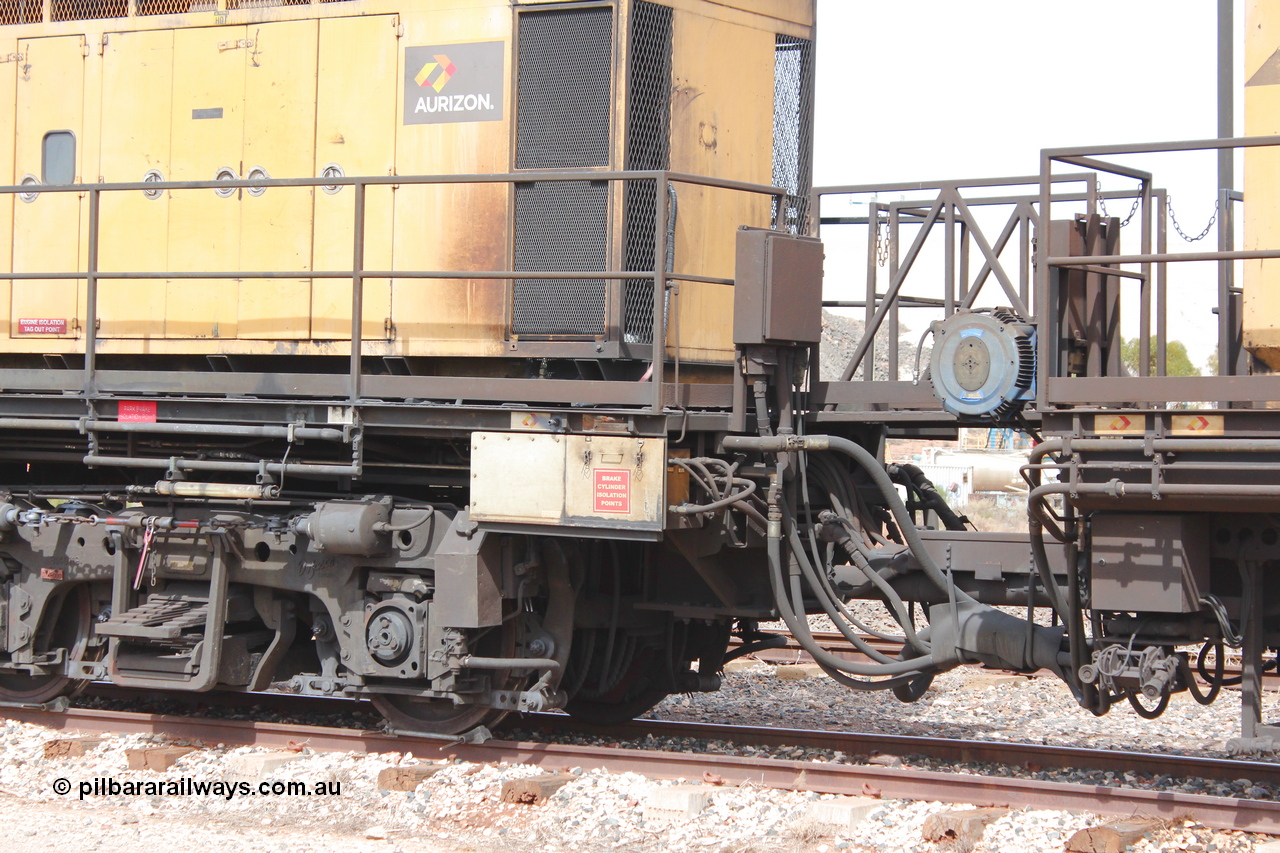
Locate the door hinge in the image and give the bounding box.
[393,15,403,38]
[98,34,108,55]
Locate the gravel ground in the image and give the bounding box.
[0,718,1267,853]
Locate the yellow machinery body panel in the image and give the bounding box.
[13,35,85,341]
[98,27,171,338]
[0,0,815,367]
[1246,0,1280,366]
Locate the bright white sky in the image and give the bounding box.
[812,0,1244,371]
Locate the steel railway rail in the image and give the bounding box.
[6,704,1279,834]
[11,688,1275,833]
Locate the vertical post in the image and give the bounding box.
[1217,186,1231,382]
[1156,190,1168,376]
[1018,203,1030,309]
[349,181,366,403]
[958,220,970,304]
[943,191,955,317]
[84,188,100,398]
[1218,0,1234,197]
[1035,153,1051,408]
[652,175,668,413]
[1241,559,1263,739]
[861,201,879,382]
[1138,183,1151,377]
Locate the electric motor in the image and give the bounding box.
[928,309,1035,418]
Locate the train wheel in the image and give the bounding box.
[0,583,92,705]
[371,615,523,736]
[371,694,508,736]
[563,646,669,724]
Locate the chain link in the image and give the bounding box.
[1096,181,1142,227]
[1167,194,1218,243]
[875,216,890,267]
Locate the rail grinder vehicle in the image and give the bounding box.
[0,0,1279,740]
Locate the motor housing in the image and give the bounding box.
[929,309,1035,418]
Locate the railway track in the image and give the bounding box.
[8,689,1278,834]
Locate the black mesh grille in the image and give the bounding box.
[622,0,673,345]
[515,7,613,170]
[773,34,814,235]
[0,0,41,23]
[513,181,609,337]
[512,6,614,338]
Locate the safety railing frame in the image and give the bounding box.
[0,169,787,416]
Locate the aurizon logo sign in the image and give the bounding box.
[404,42,504,126]
[414,54,456,92]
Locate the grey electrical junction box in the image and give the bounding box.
[733,227,825,346]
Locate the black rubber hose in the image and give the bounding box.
[724,434,976,605]
[764,528,937,680]
[888,463,969,532]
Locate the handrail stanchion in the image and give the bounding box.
[349,180,366,403]
[652,174,668,413]
[84,187,100,398]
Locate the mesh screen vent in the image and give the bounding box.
[773,34,814,235]
[513,181,609,337]
[622,0,673,345]
[0,0,42,23]
[515,7,613,170]
[51,0,125,20]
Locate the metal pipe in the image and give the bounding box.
[85,455,360,477]
[154,481,279,500]
[84,188,100,398]
[1049,248,1280,267]
[458,656,560,671]
[350,181,366,403]
[0,418,345,441]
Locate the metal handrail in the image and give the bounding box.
[0,169,786,413]
[1037,135,1280,408]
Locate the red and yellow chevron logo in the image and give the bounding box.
[414,54,456,92]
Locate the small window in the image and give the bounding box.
[42,132,76,185]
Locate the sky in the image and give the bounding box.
[812,0,1243,371]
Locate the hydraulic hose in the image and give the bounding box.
[724,434,978,605]
[765,528,936,689]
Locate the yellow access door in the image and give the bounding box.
[12,35,85,341]
[311,15,396,341]
[166,25,245,339]
[98,28,172,338]
[239,19,318,339]
[0,37,17,339]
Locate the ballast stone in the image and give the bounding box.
[803,796,881,832]
[643,785,715,822]
[225,750,305,783]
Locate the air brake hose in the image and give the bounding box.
[724,434,978,605]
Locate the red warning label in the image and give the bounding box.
[118,400,157,423]
[593,468,631,514]
[18,318,66,335]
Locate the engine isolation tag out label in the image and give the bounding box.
[18,318,66,335]
[593,469,631,514]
